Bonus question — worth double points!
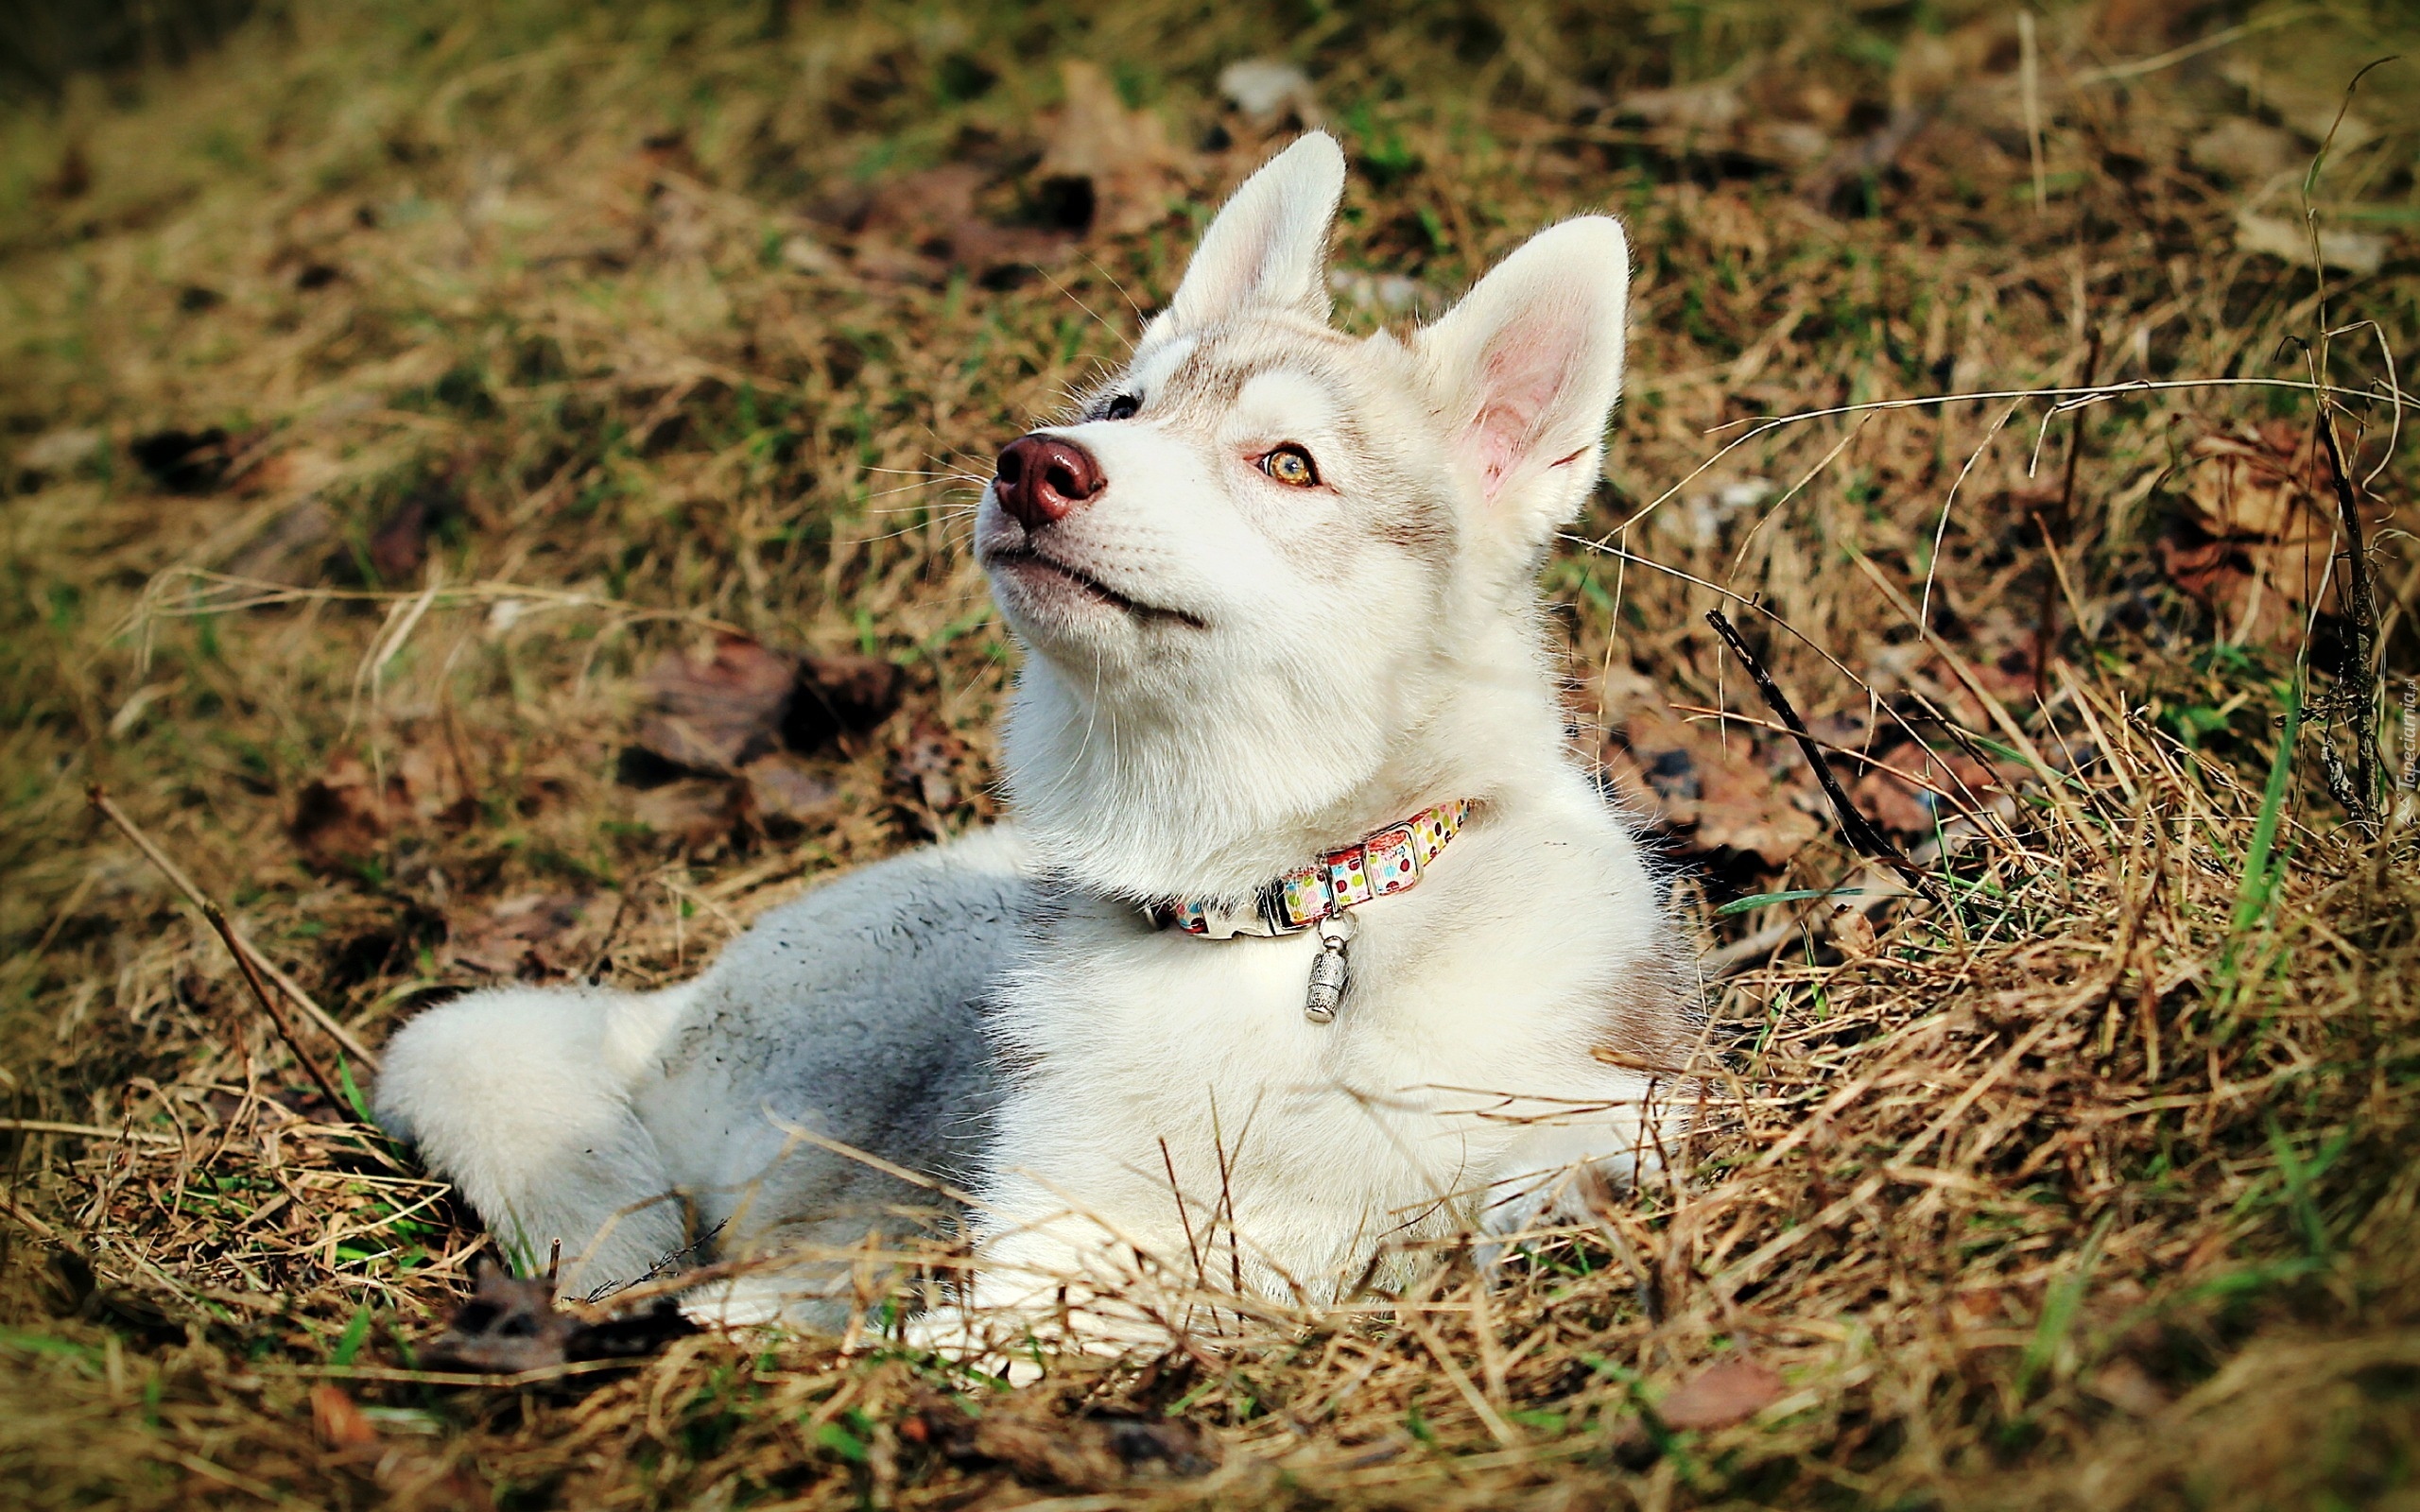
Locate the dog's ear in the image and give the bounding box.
[1416,216,1629,534]
[1147,132,1345,340]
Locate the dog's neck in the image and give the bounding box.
[1000,612,1573,903]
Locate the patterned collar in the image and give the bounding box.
[1145,799,1475,941]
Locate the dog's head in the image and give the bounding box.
[977,132,1630,898]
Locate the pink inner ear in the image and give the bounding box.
[1470,319,1578,499]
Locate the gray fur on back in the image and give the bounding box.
[645,830,1026,1249]
[371,827,1031,1324]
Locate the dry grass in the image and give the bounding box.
[3,1,2418,1506]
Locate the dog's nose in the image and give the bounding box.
[994,434,1103,531]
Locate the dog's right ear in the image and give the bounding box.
[1145,132,1346,342]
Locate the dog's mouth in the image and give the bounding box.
[985,546,1206,629]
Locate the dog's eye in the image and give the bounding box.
[1103,394,1140,421]
[1259,445,1320,488]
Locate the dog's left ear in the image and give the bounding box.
[1417,216,1629,536]
[1145,132,1346,342]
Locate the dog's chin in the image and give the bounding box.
[982,549,1202,648]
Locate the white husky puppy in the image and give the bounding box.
[374,132,1696,1342]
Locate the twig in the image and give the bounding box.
[86,786,379,1070]
[1704,610,1938,900]
[0,1118,182,1149]
[0,1193,65,1243]
[201,902,350,1116]
[2316,417,2382,827]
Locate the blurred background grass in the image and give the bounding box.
[2,1,2417,1507]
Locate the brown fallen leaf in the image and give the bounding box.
[631,778,742,851]
[289,756,390,868]
[421,1263,697,1375]
[739,753,840,826]
[634,639,897,776]
[635,636,798,772]
[444,893,599,981]
[288,741,475,869]
[1605,702,1822,867]
[1947,1287,2010,1332]
[786,652,902,750]
[848,163,1071,285]
[1829,903,1878,960]
[2156,421,2347,646]
[1658,1356,1787,1430]
[1849,742,2016,838]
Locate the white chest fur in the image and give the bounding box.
[968,785,1681,1309]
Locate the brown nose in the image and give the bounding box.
[994,433,1102,532]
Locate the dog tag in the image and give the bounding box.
[1305,914,1354,1023]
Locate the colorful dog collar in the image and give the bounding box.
[1147,799,1473,940]
[1144,800,1476,1022]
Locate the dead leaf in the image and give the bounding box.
[635,636,797,772]
[2155,421,2346,645]
[848,164,1069,285]
[1658,1356,1787,1430]
[422,1263,696,1374]
[631,779,743,850]
[1039,61,1186,238]
[786,651,902,749]
[1948,1287,2009,1332]
[1605,703,1822,867]
[288,742,475,868]
[1829,904,1878,960]
[444,893,599,980]
[1850,742,2015,838]
[740,754,840,826]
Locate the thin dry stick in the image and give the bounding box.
[1704,610,1937,900]
[0,1118,182,1148]
[200,902,349,1115]
[87,786,379,1070]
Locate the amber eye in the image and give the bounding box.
[1259,445,1320,488]
[1103,394,1140,421]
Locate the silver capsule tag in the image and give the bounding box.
[1305,915,1353,1023]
